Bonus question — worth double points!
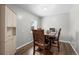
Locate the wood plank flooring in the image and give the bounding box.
[16,42,76,55]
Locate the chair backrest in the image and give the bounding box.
[49,28,55,32]
[32,30,45,44]
[57,28,61,41]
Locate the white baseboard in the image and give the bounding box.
[68,41,78,55]
[60,40,70,43]
[16,41,33,50]
[60,40,78,55]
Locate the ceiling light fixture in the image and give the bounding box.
[43,8,47,11]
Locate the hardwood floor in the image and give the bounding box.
[16,42,76,55]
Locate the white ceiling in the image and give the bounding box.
[19,4,74,17]
[8,4,74,17]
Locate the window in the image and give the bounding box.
[31,20,38,30]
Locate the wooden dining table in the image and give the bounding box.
[44,32,57,49]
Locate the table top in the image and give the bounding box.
[45,32,56,37]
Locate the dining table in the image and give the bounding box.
[44,32,57,49]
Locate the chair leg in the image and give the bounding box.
[33,50,35,55]
[43,48,45,55]
[33,45,35,55]
[43,45,46,55]
[58,42,60,52]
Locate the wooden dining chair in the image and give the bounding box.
[32,30,48,55]
[52,28,61,52]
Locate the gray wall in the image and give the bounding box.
[41,13,70,42]
[69,5,79,54]
[8,5,40,48]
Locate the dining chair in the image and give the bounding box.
[52,28,61,52]
[32,30,48,55]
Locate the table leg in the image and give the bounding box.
[49,39,51,49]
